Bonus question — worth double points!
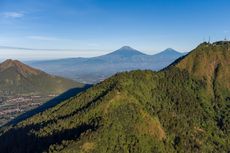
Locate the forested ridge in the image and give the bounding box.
[0,42,229,153]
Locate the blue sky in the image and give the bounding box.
[0,0,230,59]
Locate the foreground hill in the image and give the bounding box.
[174,41,230,97]
[0,42,229,153]
[28,47,185,83]
[0,59,84,95]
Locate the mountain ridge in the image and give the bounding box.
[0,41,229,152]
[27,47,185,83]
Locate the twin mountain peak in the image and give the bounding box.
[111,46,181,57]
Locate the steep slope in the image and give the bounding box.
[0,59,84,95]
[174,42,230,96]
[172,41,230,140]
[0,42,229,153]
[28,47,184,83]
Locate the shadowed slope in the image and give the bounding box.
[5,84,91,126]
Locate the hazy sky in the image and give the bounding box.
[0,0,230,60]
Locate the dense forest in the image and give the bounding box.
[0,42,229,153]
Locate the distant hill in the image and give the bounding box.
[154,48,184,59]
[1,41,229,153]
[0,59,84,95]
[27,47,185,83]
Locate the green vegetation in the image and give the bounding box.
[0,42,229,153]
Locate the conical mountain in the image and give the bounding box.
[95,46,147,62]
[0,42,229,153]
[154,48,185,59]
[0,59,41,76]
[0,59,84,94]
[104,46,146,57]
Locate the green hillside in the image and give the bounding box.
[174,41,230,96]
[0,59,84,95]
[0,42,229,153]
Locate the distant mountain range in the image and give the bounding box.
[27,46,186,83]
[0,59,84,95]
[1,41,229,153]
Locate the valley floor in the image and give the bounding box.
[0,94,55,126]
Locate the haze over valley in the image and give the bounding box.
[27,47,186,83]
